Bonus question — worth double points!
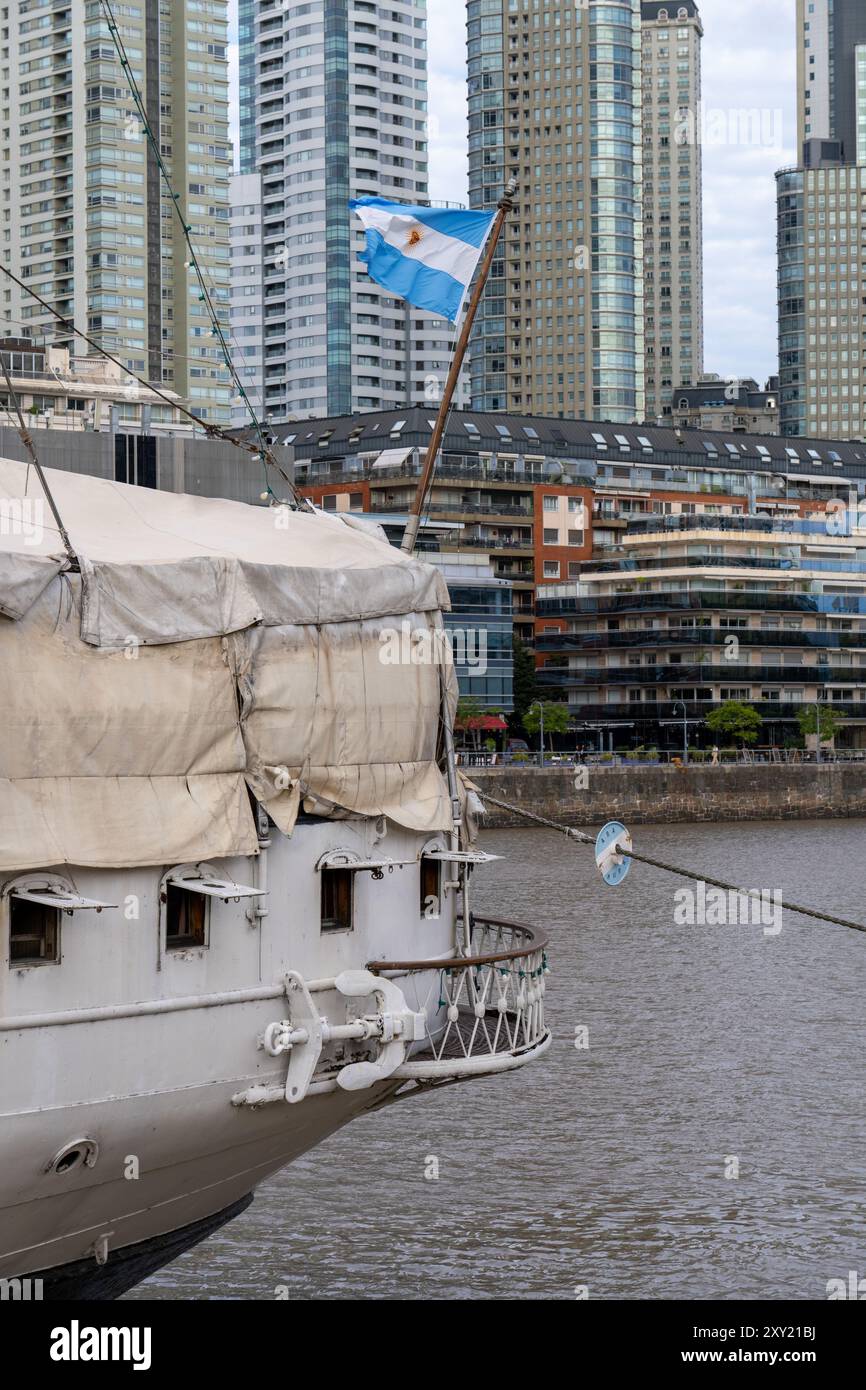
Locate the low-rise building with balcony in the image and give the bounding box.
[285,407,866,650]
[537,512,866,750]
[0,340,189,436]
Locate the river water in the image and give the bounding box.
[126,818,866,1301]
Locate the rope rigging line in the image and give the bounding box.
[97,0,276,474]
[1,0,310,510]
[0,354,78,567]
[0,260,300,494]
[476,790,866,936]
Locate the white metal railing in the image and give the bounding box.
[369,915,550,1078]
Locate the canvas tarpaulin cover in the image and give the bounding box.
[0,459,456,870]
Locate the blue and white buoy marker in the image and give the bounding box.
[595,820,633,887]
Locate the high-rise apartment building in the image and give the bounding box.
[466,0,645,423]
[229,172,265,428]
[779,3,866,438]
[777,160,866,438]
[797,0,866,162]
[2,0,232,427]
[640,1,703,421]
[239,0,464,422]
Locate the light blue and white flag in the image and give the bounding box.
[348,197,496,323]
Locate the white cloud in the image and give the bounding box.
[427,0,796,387]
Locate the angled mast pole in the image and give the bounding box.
[400,176,517,555]
[0,355,78,567]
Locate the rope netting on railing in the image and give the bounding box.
[371,916,549,1063]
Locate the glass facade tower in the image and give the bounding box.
[2,0,232,426]
[238,0,465,422]
[466,0,645,423]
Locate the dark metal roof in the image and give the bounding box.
[641,1,700,20]
[278,406,866,477]
[674,381,775,410]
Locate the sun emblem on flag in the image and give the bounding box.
[406,227,423,248]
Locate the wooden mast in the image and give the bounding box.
[400,176,517,555]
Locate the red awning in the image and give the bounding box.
[456,715,508,731]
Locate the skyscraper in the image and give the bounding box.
[640,1,704,421]
[2,0,233,427]
[229,172,265,428]
[466,0,645,422]
[778,2,866,438]
[238,0,463,422]
[797,0,866,162]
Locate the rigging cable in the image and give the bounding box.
[0,262,302,494]
[0,0,309,509]
[98,0,279,483]
[476,789,866,936]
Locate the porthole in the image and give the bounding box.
[45,1137,99,1175]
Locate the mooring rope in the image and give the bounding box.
[477,790,866,935]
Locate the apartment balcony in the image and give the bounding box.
[297,455,566,488]
[542,700,866,723]
[537,664,858,688]
[536,592,866,619]
[627,515,855,539]
[374,499,534,518]
[536,630,866,654]
[456,536,534,551]
[584,554,866,578]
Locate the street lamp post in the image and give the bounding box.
[673,700,689,765]
[530,700,545,769]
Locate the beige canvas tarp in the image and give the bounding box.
[0,459,447,644]
[235,615,457,836]
[0,460,455,870]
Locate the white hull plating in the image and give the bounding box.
[0,819,448,1285]
[0,816,549,1293]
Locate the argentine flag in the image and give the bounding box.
[349,197,496,323]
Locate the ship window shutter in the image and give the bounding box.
[164,870,265,902]
[9,888,116,912]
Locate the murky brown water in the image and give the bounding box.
[125,819,866,1301]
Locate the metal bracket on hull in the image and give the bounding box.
[255,969,426,1105]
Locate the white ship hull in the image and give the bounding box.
[0,818,549,1299]
[2,1075,393,1298]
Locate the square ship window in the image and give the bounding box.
[420,858,442,918]
[321,868,353,933]
[166,884,209,951]
[10,898,60,966]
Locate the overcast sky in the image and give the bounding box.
[229,0,796,388]
[427,0,797,387]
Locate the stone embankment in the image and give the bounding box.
[469,764,866,826]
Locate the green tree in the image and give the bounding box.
[455,696,484,750]
[706,700,763,746]
[511,635,539,727]
[797,704,842,745]
[524,700,571,751]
